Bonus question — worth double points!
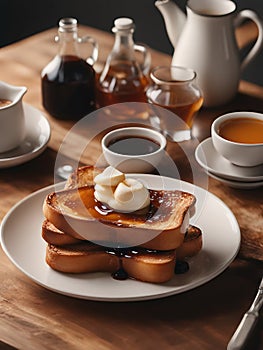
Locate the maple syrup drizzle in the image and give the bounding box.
[106,247,158,281]
[105,247,189,281]
[111,260,129,281]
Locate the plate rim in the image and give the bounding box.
[0,175,241,302]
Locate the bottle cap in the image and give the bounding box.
[114,18,134,30]
[59,18,78,32]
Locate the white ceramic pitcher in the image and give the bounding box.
[156,0,263,107]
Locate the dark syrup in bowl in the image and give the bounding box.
[107,136,160,156]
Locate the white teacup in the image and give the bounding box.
[211,111,263,167]
[101,127,167,173]
[0,81,27,153]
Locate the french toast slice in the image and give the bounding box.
[45,242,177,283]
[42,166,201,283]
[43,185,195,250]
[42,219,202,260]
[42,219,84,245]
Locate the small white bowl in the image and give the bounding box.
[101,127,167,173]
[211,111,263,167]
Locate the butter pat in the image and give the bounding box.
[94,166,150,213]
[94,166,125,186]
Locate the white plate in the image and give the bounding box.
[195,138,263,182]
[0,103,50,168]
[0,175,240,302]
[207,171,263,189]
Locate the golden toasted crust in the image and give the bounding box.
[42,219,83,245]
[46,243,176,283]
[43,165,196,250]
[65,165,102,189]
[42,219,202,260]
[46,242,118,274]
[43,185,195,250]
[176,226,202,260]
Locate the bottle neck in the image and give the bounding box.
[111,30,135,59]
[57,30,80,57]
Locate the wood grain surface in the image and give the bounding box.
[0,23,263,350]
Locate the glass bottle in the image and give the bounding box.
[96,17,151,108]
[41,18,98,120]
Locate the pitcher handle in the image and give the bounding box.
[235,10,263,71]
[134,43,151,75]
[78,35,99,66]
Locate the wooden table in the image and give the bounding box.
[0,24,262,350]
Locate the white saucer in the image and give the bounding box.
[195,138,263,183]
[0,103,51,168]
[207,171,263,189]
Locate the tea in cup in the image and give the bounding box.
[147,66,203,141]
[0,81,27,153]
[211,111,263,167]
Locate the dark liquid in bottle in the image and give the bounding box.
[41,55,95,120]
[108,136,160,155]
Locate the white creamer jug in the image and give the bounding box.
[0,81,27,153]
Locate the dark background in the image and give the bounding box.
[2,0,263,85]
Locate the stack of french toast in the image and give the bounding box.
[42,165,202,283]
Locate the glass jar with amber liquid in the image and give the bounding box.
[41,18,98,120]
[147,66,203,141]
[96,17,151,108]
